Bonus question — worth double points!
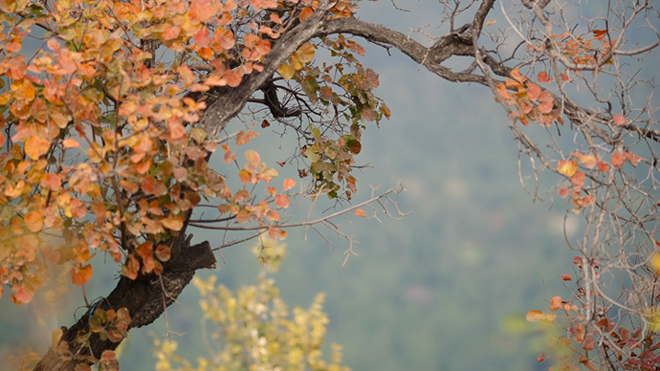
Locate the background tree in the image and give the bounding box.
[0,0,658,370]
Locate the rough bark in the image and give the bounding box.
[32,233,216,371]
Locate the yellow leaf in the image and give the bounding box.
[557,160,578,177]
[51,328,63,350]
[295,42,315,64]
[161,216,183,231]
[651,253,660,274]
[277,62,294,79]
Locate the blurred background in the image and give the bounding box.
[0,1,586,370]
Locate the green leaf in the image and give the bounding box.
[306,146,321,163]
[190,127,207,144]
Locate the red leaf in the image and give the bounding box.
[582,335,595,351]
[613,114,628,126]
[537,354,545,363]
[537,71,552,83]
[560,273,572,281]
[558,187,569,198]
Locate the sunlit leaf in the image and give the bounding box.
[71,265,93,286]
[557,160,578,177]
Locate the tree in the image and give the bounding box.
[153,238,351,371]
[0,0,657,370]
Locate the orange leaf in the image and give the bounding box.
[299,7,314,22]
[12,282,35,304]
[161,216,183,231]
[245,149,260,167]
[571,171,586,191]
[283,178,296,191]
[71,264,93,286]
[537,354,545,363]
[239,169,253,183]
[25,136,50,160]
[557,160,578,177]
[509,68,526,84]
[275,194,289,208]
[40,173,62,191]
[24,211,43,232]
[62,138,80,148]
[270,13,282,24]
[526,310,543,322]
[611,153,626,168]
[268,226,287,240]
[549,296,562,311]
[354,208,366,217]
[260,168,278,183]
[526,83,541,101]
[236,130,259,145]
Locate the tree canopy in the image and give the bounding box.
[0,0,658,370]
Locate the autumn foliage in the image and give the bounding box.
[1,0,659,370]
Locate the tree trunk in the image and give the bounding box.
[33,232,216,371]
